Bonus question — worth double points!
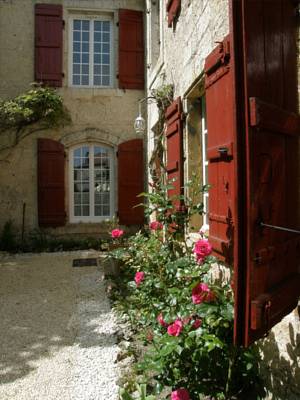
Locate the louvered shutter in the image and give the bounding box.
[229,0,300,346]
[165,97,184,210]
[38,139,65,227]
[166,0,181,27]
[35,4,63,87]
[118,139,144,225]
[205,36,235,264]
[119,9,144,90]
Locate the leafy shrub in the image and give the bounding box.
[0,84,70,131]
[109,180,263,399]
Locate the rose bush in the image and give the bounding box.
[108,180,263,399]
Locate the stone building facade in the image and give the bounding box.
[0,0,145,237]
[145,0,300,398]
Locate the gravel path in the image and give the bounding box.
[0,251,120,400]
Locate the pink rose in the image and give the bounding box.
[193,239,212,263]
[157,313,168,328]
[192,283,215,304]
[192,318,202,329]
[167,319,183,336]
[135,271,145,286]
[171,388,190,400]
[111,229,124,239]
[149,221,163,230]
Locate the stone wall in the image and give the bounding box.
[0,0,145,236]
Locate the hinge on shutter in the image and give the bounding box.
[116,22,119,27]
[116,151,118,157]
[62,72,65,78]
[62,20,65,29]
[116,74,119,79]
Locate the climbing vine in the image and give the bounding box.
[0,84,70,133]
[148,83,174,183]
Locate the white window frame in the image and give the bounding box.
[68,15,114,88]
[201,96,209,226]
[69,143,115,223]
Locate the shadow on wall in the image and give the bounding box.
[257,318,300,400]
[0,253,116,386]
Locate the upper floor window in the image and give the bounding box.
[70,17,113,87]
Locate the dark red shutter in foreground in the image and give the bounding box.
[35,4,63,87]
[205,36,235,265]
[165,97,184,209]
[206,1,300,346]
[119,9,144,90]
[38,139,65,227]
[118,139,144,225]
[166,0,181,27]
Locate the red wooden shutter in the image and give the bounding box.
[205,36,235,265]
[165,97,184,210]
[35,4,63,87]
[119,9,144,90]
[166,0,181,27]
[38,139,65,227]
[118,139,144,225]
[229,0,300,346]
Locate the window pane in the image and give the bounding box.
[74,170,81,181]
[81,75,89,85]
[82,147,89,158]
[82,42,89,52]
[94,43,101,53]
[73,42,80,52]
[95,205,102,216]
[94,65,101,74]
[73,64,80,74]
[94,54,101,64]
[82,31,89,42]
[74,157,81,167]
[102,43,109,53]
[82,53,89,63]
[103,21,110,32]
[103,33,109,42]
[82,170,89,181]
[82,183,89,192]
[74,206,81,216]
[102,54,110,64]
[72,75,80,85]
[94,32,101,42]
[74,193,81,205]
[103,205,110,216]
[94,76,101,85]
[74,20,81,30]
[102,65,109,75]
[82,20,90,31]
[82,205,89,216]
[73,31,80,41]
[73,53,80,63]
[74,183,81,193]
[82,193,89,204]
[102,76,110,86]
[94,21,102,31]
[82,64,89,74]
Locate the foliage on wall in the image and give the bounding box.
[148,83,174,183]
[0,84,70,134]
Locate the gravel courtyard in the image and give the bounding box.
[0,251,119,400]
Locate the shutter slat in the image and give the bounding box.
[35,4,63,87]
[38,139,65,227]
[118,139,144,225]
[119,9,144,90]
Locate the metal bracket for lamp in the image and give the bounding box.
[134,96,156,134]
